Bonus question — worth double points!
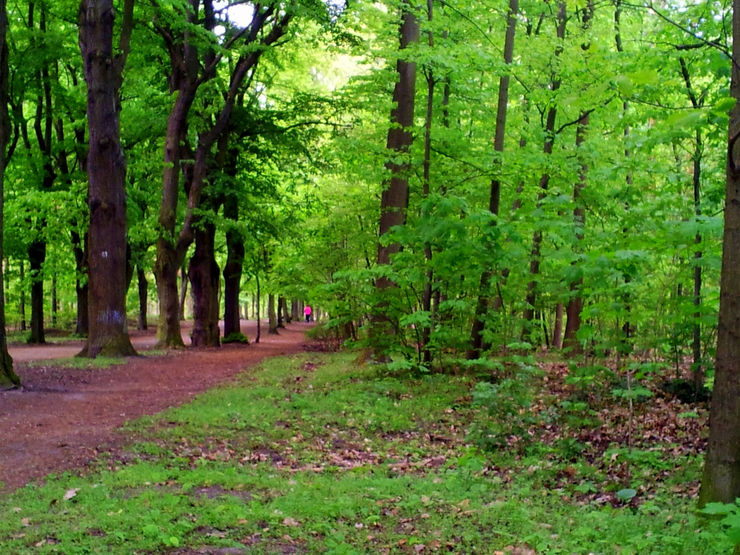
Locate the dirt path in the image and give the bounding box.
[0,320,312,493]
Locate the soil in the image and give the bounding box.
[0,320,313,493]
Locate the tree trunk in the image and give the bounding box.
[564,111,590,350]
[552,303,564,349]
[188,221,220,347]
[179,264,188,321]
[277,295,285,328]
[0,0,19,388]
[27,240,45,343]
[268,293,278,334]
[677,56,705,391]
[223,193,244,338]
[419,0,437,367]
[291,300,300,322]
[699,0,740,505]
[369,1,419,359]
[154,2,290,348]
[19,259,26,331]
[51,271,57,327]
[25,2,54,345]
[77,0,136,358]
[72,231,88,335]
[469,0,519,358]
[155,245,185,347]
[255,273,261,343]
[522,2,566,344]
[137,265,147,330]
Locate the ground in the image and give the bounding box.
[0,320,312,492]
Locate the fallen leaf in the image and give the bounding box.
[282,517,300,527]
[64,488,79,500]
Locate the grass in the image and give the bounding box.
[0,352,730,553]
[24,349,171,369]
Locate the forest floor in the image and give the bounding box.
[0,320,314,492]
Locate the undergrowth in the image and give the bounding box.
[0,352,728,553]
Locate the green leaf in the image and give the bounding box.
[615,75,634,97]
[616,488,637,502]
[701,502,734,516]
[712,97,737,114]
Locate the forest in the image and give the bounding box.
[2,0,740,552]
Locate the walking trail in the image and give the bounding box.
[0,320,312,492]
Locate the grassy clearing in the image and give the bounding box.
[0,352,729,553]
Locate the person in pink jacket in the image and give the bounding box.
[304,305,312,323]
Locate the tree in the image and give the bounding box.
[0,0,19,388]
[77,0,136,357]
[152,0,292,348]
[468,0,518,358]
[699,0,740,506]
[368,0,419,360]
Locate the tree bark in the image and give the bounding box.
[552,303,564,349]
[277,295,285,328]
[27,240,45,343]
[0,0,19,388]
[419,0,437,367]
[268,293,278,334]
[369,1,419,360]
[255,273,261,343]
[223,193,244,338]
[77,0,136,357]
[563,110,590,350]
[699,0,740,506]
[72,238,88,333]
[137,265,147,330]
[188,220,220,347]
[19,259,26,331]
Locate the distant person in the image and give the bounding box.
[304,305,312,323]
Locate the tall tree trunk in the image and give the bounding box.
[552,303,564,349]
[277,295,285,328]
[369,1,419,360]
[255,273,261,343]
[268,293,278,334]
[699,0,740,505]
[51,271,57,327]
[419,0,436,367]
[19,259,26,331]
[26,1,54,345]
[78,0,136,357]
[179,264,188,321]
[563,111,590,350]
[0,0,19,388]
[563,3,594,351]
[223,193,244,338]
[614,0,634,352]
[522,2,567,344]
[188,220,220,347]
[678,56,705,391]
[137,265,147,330]
[469,0,519,358]
[27,240,45,343]
[291,300,299,322]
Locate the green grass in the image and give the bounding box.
[0,352,729,553]
[24,349,170,369]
